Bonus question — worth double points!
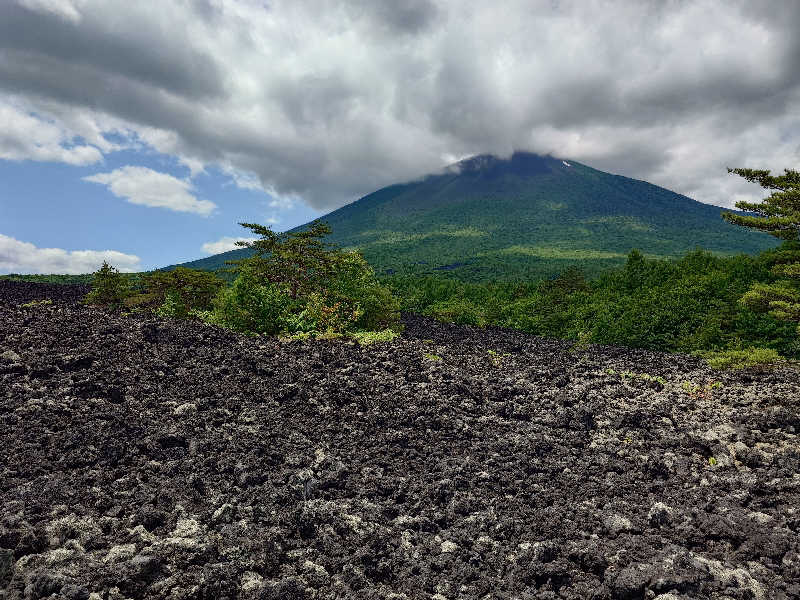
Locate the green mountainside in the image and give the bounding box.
[172,153,778,281]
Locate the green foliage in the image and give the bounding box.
[141,267,225,314]
[155,290,189,319]
[722,168,800,241]
[84,262,133,309]
[697,347,783,370]
[388,248,800,358]
[723,168,800,334]
[1,273,94,284]
[212,268,295,335]
[423,353,442,361]
[171,154,777,282]
[19,299,53,308]
[211,222,400,337]
[350,329,401,345]
[423,298,487,326]
[324,251,401,331]
[607,369,666,386]
[232,221,341,299]
[187,308,215,323]
[681,380,724,398]
[487,349,511,367]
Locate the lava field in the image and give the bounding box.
[1,280,799,599]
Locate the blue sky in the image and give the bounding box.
[1,0,798,274]
[1,145,322,272]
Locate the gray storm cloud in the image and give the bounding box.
[1,0,799,211]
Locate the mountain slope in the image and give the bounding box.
[175,153,778,281]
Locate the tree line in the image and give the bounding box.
[84,167,800,361]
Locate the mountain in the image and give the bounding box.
[173,152,778,281]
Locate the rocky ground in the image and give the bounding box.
[1,280,799,600]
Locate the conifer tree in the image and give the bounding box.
[84,261,133,309]
[722,168,800,329]
[217,220,399,334]
[231,220,341,299]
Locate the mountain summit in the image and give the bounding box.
[175,152,778,281]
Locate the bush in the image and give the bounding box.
[211,268,295,335]
[214,221,401,337]
[133,267,225,317]
[388,248,800,358]
[84,262,133,309]
[424,298,486,326]
[697,347,783,370]
[155,290,189,319]
[326,252,400,331]
[350,328,400,345]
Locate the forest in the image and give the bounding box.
[6,167,799,368]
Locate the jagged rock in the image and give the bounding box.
[1,281,798,599]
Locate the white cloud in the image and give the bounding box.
[220,165,266,192]
[83,166,216,215]
[201,236,259,255]
[268,197,295,211]
[0,233,140,274]
[0,100,103,165]
[2,0,799,209]
[18,0,84,23]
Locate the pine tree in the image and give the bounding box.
[722,168,800,329]
[84,261,133,309]
[218,220,400,334]
[231,220,341,299]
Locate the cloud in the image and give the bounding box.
[201,236,260,255]
[0,233,140,274]
[17,0,84,23]
[1,0,799,209]
[0,100,103,165]
[83,166,216,215]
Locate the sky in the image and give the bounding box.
[1,0,799,274]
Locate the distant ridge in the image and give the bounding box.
[170,152,778,281]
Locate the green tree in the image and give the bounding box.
[142,267,225,313]
[722,168,800,331]
[84,261,133,309]
[233,221,342,299]
[212,265,295,335]
[217,221,399,335]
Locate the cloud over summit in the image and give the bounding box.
[1,0,799,211]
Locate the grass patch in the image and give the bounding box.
[19,299,53,308]
[696,347,783,370]
[487,349,511,366]
[483,245,628,260]
[606,368,666,386]
[350,328,401,345]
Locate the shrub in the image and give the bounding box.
[211,268,295,335]
[19,299,53,308]
[155,290,189,319]
[351,328,400,345]
[84,262,133,309]
[136,267,225,316]
[424,298,486,326]
[215,221,401,337]
[697,347,783,370]
[326,252,400,331]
